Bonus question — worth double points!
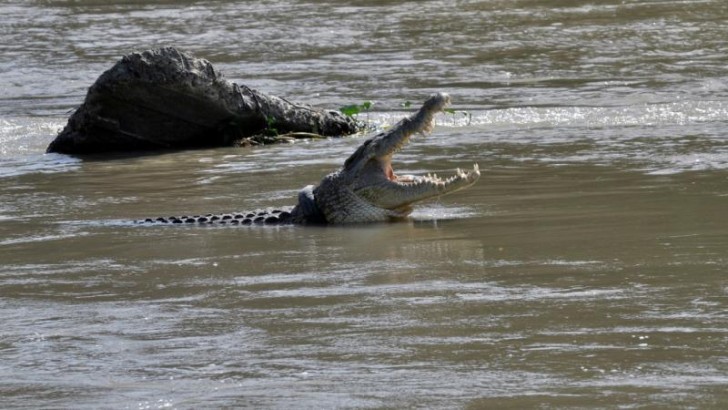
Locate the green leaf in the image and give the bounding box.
[401,100,412,108]
[443,108,456,114]
[266,115,277,127]
[361,101,373,110]
[340,104,361,117]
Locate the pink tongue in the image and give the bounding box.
[386,164,395,180]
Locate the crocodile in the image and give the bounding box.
[139,92,480,225]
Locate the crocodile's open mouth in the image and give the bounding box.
[355,140,480,213]
[335,92,481,220]
[385,159,480,188]
[378,135,480,189]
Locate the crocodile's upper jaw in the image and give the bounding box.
[316,92,480,223]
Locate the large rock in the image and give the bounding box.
[47,47,360,154]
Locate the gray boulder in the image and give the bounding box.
[47,47,360,154]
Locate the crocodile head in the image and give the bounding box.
[312,92,481,223]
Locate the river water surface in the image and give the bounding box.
[1,1,728,408]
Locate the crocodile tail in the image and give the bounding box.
[137,208,294,225]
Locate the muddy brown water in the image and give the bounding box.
[1,1,728,408]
